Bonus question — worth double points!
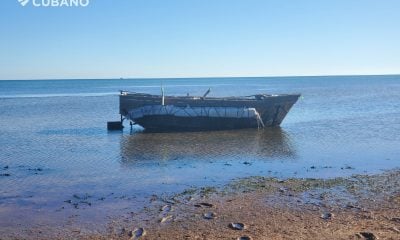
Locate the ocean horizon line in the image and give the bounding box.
[1,73,399,81]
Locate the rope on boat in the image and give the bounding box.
[255,111,265,129]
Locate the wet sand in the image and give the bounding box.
[117,170,400,240]
[5,170,399,240]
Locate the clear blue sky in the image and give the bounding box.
[1,0,399,80]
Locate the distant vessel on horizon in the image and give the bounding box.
[118,90,300,132]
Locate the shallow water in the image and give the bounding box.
[0,75,399,231]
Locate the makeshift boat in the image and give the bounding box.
[118,90,300,132]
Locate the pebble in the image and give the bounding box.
[229,222,246,230]
[278,187,286,193]
[320,212,334,220]
[161,204,172,213]
[149,194,158,202]
[203,212,217,220]
[160,215,173,223]
[195,202,213,208]
[129,228,146,240]
[345,204,361,210]
[357,232,379,240]
[185,196,194,202]
[238,236,253,240]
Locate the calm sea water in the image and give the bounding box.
[0,76,399,231]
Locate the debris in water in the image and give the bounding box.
[73,194,81,200]
[203,212,217,220]
[341,165,355,170]
[229,222,246,230]
[129,228,146,240]
[150,194,158,202]
[32,168,43,171]
[72,193,91,200]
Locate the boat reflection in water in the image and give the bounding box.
[120,128,297,166]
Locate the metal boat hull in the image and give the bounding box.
[134,115,260,132]
[119,93,300,132]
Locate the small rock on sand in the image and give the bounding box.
[320,212,334,220]
[357,232,379,240]
[238,236,253,240]
[160,215,173,223]
[195,202,213,208]
[229,223,246,230]
[129,228,146,240]
[203,212,216,220]
[160,204,172,213]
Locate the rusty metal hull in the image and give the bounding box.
[119,93,300,132]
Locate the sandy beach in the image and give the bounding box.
[4,169,398,240]
[110,170,400,240]
[109,170,400,240]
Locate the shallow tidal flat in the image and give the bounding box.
[82,170,400,239]
[3,169,399,239]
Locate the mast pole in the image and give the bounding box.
[161,81,165,106]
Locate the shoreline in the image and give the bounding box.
[123,170,400,240]
[4,170,399,239]
[104,169,400,239]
